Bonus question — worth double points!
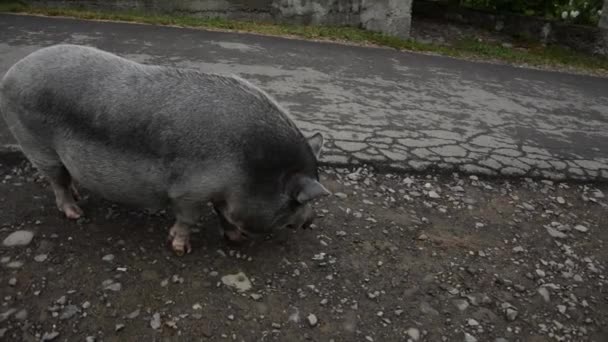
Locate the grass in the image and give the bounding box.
[1,1,607,74]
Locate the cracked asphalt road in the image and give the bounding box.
[1,14,607,181]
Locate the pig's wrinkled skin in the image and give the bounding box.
[0,44,330,255]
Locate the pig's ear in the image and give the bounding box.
[307,133,324,159]
[294,177,331,204]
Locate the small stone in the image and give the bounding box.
[468,318,480,326]
[334,192,348,199]
[8,277,17,286]
[7,261,23,268]
[512,246,525,253]
[193,303,203,310]
[307,313,318,327]
[127,309,140,319]
[82,301,91,309]
[102,254,115,262]
[536,269,546,278]
[104,282,122,292]
[556,196,566,204]
[505,308,518,321]
[2,230,34,247]
[464,332,478,342]
[60,305,79,320]
[546,227,567,239]
[85,336,95,342]
[522,203,535,211]
[56,295,67,305]
[417,233,429,241]
[14,309,27,320]
[150,313,161,329]
[538,287,550,302]
[454,299,469,311]
[115,324,125,332]
[428,190,440,199]
[34,254,48,262]
[42,331,60,341]
[574,225,589,233]
[420,301,439,316]
[250,293,263,301]
[557,305,566,314]
[221,272,252,292]
[407,327,420,341]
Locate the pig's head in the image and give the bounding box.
[214,132,330,241]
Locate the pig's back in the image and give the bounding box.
[2,44,303,160]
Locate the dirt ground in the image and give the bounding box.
[1,154,607,342]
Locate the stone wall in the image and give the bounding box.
[413,0,608,56]
[26,0,412,38]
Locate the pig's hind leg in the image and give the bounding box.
[11,129,83,219]
[167,199,201,256]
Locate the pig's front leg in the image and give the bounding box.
[167,200,201,256]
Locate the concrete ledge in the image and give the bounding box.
[26,0,413,38]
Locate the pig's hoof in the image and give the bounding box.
[61,203,83,220]
[168,235,192,256]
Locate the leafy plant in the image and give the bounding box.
[458,0,603,25]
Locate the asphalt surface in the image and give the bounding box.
[1,14,607,181]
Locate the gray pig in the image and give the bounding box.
[0,44,330,255]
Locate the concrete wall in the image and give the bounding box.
[414,0,608,56]
[27,0,413,38]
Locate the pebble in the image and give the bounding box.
[464,332,478,342]
[307,313,318,327]
[505,308,518,321]
[127,309,140,319]
[7,261,24,268]
[334,192,348,199]
[536,269,546,278]
[150,313,162,329]
[221,272,252,292]
[522,203,535,211]
[428,190,440,199]
[42,331,60,341]
[512,246,525,253]
[467,318,479,326]
[417,233,429,241]
[14,309,27,320]
[82,301,91,309]
[34,254,48,262]
[538,287,550,302]
[2,230,34,247]
[56,295,67,305]
[104,282,122,292]
[60,305,79,320]
[8,277,17,286]
[556,196,566,204]
[546,227,567,239]
[115,324,125,332]
[574,225,589,233]
[407,327,420,341]
[102,254,115,262]
[85,336,95,342]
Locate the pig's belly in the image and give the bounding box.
[56,143,171,209]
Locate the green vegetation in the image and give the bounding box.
[1,1,607,74]
[457,0,603,25]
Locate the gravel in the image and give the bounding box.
[0,162,606,341]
